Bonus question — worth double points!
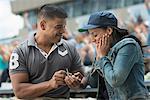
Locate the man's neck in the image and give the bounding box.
[35,33,54,53]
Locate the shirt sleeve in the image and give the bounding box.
[70,45,82,72]
[9,47,28,74]
[97,43,138,87]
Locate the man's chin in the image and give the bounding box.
[55,38,61,44]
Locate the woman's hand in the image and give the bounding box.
[64,72,83,89]
[95,34,111,60]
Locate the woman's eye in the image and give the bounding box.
[94,34,97,37]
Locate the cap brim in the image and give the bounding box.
[78,24,99,32]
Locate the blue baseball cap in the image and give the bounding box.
[78,11,119,32]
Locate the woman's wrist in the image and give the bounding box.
[96,55,105,61]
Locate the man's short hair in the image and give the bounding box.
[38,4,68,20]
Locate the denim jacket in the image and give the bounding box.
[95,38,149,100]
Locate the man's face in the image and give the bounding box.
[43,17,66,44]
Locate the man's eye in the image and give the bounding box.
[55,26,62,29]
[55,25,65,29]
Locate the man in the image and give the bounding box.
[9,5,84,99]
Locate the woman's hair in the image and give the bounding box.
[101,26,143,53]
[110,26,143,53]
[101,26,129,47]
[111,27,129,45]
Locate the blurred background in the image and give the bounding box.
[0,0,150,99]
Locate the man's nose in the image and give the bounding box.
[60,27,66,34]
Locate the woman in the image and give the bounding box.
[79,11,149,100]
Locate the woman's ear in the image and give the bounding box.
[40,20,46,30]
[107,27,113,35]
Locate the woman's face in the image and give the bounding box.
[89,28,108,44]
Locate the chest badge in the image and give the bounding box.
[58,49,68,56]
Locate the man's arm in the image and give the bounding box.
[10,70,66,99]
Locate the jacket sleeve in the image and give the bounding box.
[97,43,138,87]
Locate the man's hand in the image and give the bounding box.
[64,72,83,89]
[49,70,66,89]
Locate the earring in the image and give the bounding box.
[41,24,45,30]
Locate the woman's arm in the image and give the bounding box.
[98,44,138,87]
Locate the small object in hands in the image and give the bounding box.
[74,72,83,82]
[66,68,72,76]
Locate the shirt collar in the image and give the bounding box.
[27,33,36,46]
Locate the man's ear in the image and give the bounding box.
[40,20,46,30]
[107,27,113,35]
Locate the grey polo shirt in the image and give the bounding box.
[9,33,82,98]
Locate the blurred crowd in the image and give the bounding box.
[0,41,18,86]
